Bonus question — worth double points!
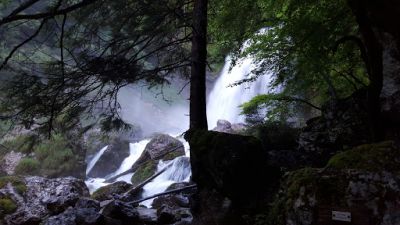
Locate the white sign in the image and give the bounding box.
[332,211,351,222]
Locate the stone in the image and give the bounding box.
[3,176,89,225]
[1,151,25,176]
[100,200,139,223]
[91,181,132,201]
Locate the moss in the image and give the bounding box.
[1,134,37,154]
[14,158,40,176]
[266,168,348,225]
[91,186,110,201]
[131,161,157,186]
[91,182,131,201]
[0,176,26,195]
[0,197,17,218]
[327,141,400,173]
[162,151,183,161]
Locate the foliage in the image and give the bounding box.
[0,197,17,218]
[209,0,369,121]
[0,176,26,194]
[244,121,299,151]
[33,134,79,177]
[1,134,37,154]
[14,158,40,176]
[0,0,193,134]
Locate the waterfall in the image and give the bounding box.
[207,56,273,128]
[85,52,272,206]
[141,156,191,207]
[86,146,108,175]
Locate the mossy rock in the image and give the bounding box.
[0,196,17,219]
[131,161,157,186]
[91,181,132,201]
[327,141,400,173]
[266,168,348,225]
[0,176,27,195]
[162,151,184,161]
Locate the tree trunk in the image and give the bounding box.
[189,0,208,132]
[346,0,400,140]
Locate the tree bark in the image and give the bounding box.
[189,0,208,132]
[347,0,385,141]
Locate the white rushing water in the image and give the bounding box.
[85,53,273,207]
[86,146,108,175]
[207,56,273,128]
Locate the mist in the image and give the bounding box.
[117,82,190,136]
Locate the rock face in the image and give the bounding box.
[189,130,281,225]
[87,138,130,178]
[298,90,371,166]
[131,134,185,172]
[0,151,24,175]
[268,141,400,225]
[1,176,89,225]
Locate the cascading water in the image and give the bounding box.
[85,52,274,207]
[207,56,273,128]
[86,146,108,176]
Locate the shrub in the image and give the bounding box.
[0,197,17,218]
[33,134,79,177]
[1,134,37,154]
[0,176,27,195]
[14,158,40,175]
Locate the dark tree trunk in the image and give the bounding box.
[189,0,208,132]
[347,0,400,140]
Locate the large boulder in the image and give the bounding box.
[131,134,185,172]
[87,138,130,178]
[188,130,281,225]
[298,90,371,167]
[1,176,89,225]
[267,141,400,225]
[91,181,132,202]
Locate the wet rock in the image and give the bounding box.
[100,200,139,223]
[132,134,185,170]
[43,198,103,225]
[137,207,158,224]
[3,176,89,225]
[91,181,132,201]
[87,138,130,178]
[157,206,180,224]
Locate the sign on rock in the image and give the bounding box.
[332,211,351,222]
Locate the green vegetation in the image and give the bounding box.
[131,161,157,186]
[34,134,79,177]
[14,158,40,176]
[162,150,184,161]
[1,134,37,154]
[0,176,26,195]
[327,141,399,173]
[0,197,17,218]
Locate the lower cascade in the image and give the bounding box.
[84,55,271,208]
